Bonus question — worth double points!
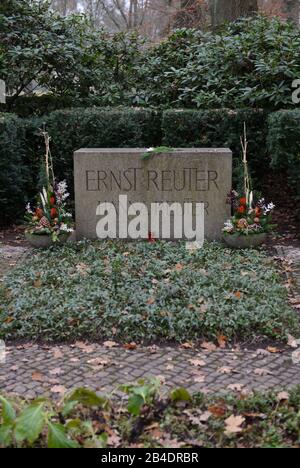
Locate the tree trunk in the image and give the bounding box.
[210,0,258,27]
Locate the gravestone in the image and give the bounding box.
[74,148,232,241]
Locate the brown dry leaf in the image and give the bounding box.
[107,432,121,447]
[267,346,282,354]
[166,364,174,371]
[147,345,159,354]
[124,342,137,350]
[87,357,110,367]
[33,278,42,288]
[276,391,289,402]
[147,297,155,305]
[50,385,67,395]
[189,359,206,367]
[11,365,19,372]
[193,374,205,383]
[201,341,217,352]
[224,415,245,435]
[217,334,227,349]
[183,409,211,426]
[287,334,300,349]
[227,383,244,392]
[103,341,118,348]
[175,263,184,271]
[217,366,232,375]
[74,342,95,354]
[254,368,272,376]
[75,263,90,276]
[234,291,242,299]
[208,405,226,417]
[52,348,63,359]
[180,342,194,349]
[31,372,44,382]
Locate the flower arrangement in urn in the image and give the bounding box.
[222,124,275,249]
[25,130,74,248]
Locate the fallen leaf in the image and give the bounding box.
[234,291,242,299]
[287,334,300,349]
[189,359,206,367]
[50,385,67,395]
[254,368,272,376]
[217,366,232,375]
[147,345,159,354]
[277,391,289,402]
[107,431,121,447]
[180,342,194,349]
[227,383,244,392]
[123,342,137,350]
[217,334,227,348]
[224,415,245,435]
[267,346,282,354]
[166,364,174,370]
[33,278,42,288]
[87,357,110,367]
[75,263,90,276]
[52,348,63,359]
[193,374,205,383]
[208,405,226,417]
[147,297,155,305]
[74,342,94,354]
[175,263,184,271]
[201,341,217,352]
[31,372,44,382]
[103,341,118,348]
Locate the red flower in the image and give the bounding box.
[238,206,246,214]
[50,196,56,206]
[239,197,247,206]
[255,207,262,217]
[36,208,43,219]
[148,232,155,243]
[50,208,58,219]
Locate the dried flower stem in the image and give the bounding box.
[40,127,55,188]
[240,122,251,205]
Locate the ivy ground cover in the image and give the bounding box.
[0,241,298,344]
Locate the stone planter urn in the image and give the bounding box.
[223,233,267,249]
[25,232,70,249]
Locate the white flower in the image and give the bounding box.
[223,219,234,233]
[56,180,70,204]
[267,202,275,212]
[26,203,33,214]
[146,147,154,153]
[60,223,74,233]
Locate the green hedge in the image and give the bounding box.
[268,110,300,198]
[44,107,162,193]
[1,106,299,226]
[0,114,31,225]
[0,107,162,224]
[162,109,268,188]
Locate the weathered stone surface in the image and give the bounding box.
[74,148,232,241]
